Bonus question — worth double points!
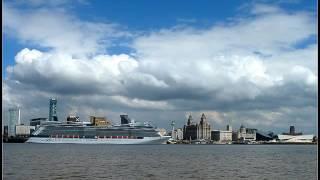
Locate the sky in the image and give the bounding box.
[2,0,318,134]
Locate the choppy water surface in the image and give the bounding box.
[3,144,317,180]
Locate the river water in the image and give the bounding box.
[3,144,317,180]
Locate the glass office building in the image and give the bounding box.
[8,107,20,136]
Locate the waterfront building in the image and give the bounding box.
[256,131,274,141]
[211,130,219,141]
[237,125,256,141]
[238,124,246,139]
[211,125,232,143]
[8,107,21,137]
[177,128,183,140]
[197,114,211,140]
[277,134,314,143]
[211,130,232,142]
[30,118,48,127]
[183,113,211,141]
[15,125,35,136]
[49,98,58,121]
[232,131,238,141]
[183,115,197,140]
[172,128,184,140]
[245,128,257,140]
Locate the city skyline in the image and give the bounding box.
[3,0,318,134]
[3,99,315,135]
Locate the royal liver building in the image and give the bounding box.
[183,113,211,140]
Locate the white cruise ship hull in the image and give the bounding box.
[27,136,171,144]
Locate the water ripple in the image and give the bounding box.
[3,144,317,180]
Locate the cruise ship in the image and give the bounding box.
[27,115,170,144]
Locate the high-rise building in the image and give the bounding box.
[290,126,295,134]
[8,107,21,137]
[120,114,130,124]
[49,98,58,121]
[282,125,302,136]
